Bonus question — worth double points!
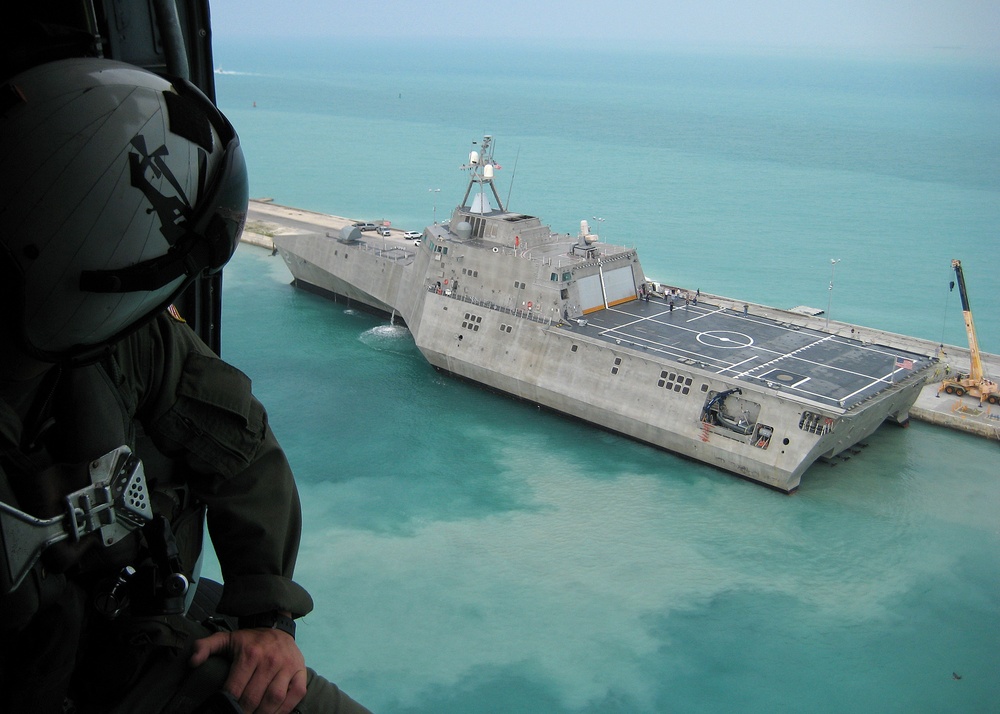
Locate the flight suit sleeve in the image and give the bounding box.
[122,314,314,618]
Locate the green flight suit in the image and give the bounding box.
[0,311,370,713]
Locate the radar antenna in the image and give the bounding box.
[460,135,506,214]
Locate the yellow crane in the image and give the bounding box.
[939,259,1000,405]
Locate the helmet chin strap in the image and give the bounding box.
[78,233,206,293]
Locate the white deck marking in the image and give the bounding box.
[716,355,759,375]
[732,334,837,379]
[685,306,728,322]
[582,302,928,408]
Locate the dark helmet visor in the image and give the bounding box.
[79,76,249,295]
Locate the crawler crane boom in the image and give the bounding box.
[939,259,999,405]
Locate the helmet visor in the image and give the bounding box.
[79,78,248,294]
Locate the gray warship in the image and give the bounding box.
[274,136,934,491]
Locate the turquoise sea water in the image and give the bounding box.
[210,40,999,712]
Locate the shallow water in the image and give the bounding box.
[207,42,1000,712]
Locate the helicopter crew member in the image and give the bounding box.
[0,58,371,714]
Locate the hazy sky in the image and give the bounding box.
[210,0,999,55]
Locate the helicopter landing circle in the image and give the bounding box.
[696,330,755,349]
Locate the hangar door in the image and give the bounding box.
[578,274,605,314]
[603,265,637,307]
[579,265,637,314]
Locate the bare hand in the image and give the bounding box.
[190,627,308,714]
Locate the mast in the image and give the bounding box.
[459,135,505,214]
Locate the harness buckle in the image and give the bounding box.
[0,446,153,593]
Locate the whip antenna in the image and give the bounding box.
[506,145,521,210]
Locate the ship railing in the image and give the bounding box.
[488,242,636,269]
[427,284,563,326]
[345,239,417,264]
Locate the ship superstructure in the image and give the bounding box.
[274,136,934,491]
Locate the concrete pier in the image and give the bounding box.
[239,198,1000,444]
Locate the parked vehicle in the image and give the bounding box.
[403,231,422,240]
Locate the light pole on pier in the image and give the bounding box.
[429,188,441,223]
[826,258,841,330]
[591,217,606,247]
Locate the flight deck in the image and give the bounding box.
[563,296,934,411]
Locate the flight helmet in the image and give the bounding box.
[0,57,248,361]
